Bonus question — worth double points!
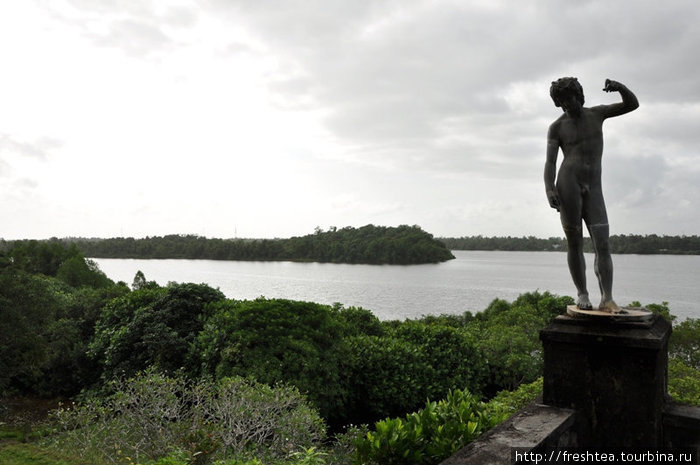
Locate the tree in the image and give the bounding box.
[90,283,225,380]
[131,270,159,290]
[467,292,574,394]
[0,269,69,392]
[197,298,353,428]
[670,318,700,370]
[56,256,113,288]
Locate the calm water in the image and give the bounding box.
[92,251,700,321]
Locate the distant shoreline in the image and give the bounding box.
[439,235,700,255]
[3,232,699,262]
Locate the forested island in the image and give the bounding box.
[9,224,454,265]
[440,234,700,255]
[4,231,697,271]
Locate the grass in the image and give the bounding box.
[0,441,81,465]
[1,396,84,465]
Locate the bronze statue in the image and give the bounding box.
[545,77,639,312]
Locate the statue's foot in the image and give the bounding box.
[577,294,593,310]
[599,300,621,314]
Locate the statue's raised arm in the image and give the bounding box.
[597,79,639,119]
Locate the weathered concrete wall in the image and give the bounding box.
[665,403,700,450]
[439,403,575,465]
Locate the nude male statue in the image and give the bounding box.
[544,77,639,312]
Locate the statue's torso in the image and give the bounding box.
[557,108,605,184]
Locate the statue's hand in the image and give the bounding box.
[603,79,622,93]
[547,190,560,212]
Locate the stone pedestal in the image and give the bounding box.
[539,313,671,448]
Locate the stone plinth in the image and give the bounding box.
[539,313,671,448]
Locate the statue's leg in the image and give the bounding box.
[588,223,618,312]
[557,179,591,309]
[563,226,592,309]
[583,184,619,312]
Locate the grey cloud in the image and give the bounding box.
[45,1,199,57]
[219,0,699,159]
[606,153,670,210]
[90,18,173,56]
[0,135,63,160]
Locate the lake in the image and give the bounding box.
[92,250,700,321]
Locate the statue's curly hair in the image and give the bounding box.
[550,77,585,108]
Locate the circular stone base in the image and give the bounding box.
[566,304,654,322]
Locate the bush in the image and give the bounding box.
[354,378,543,465]
[343,322,488,426]
[355,390,497,465]
[668,359,700,407]
[90,283,225,380]
[48,371,325,464]
[0,269,70,393]
[670,318,700,370]
[486,378,543,418]
[56,256,113,289]
[345,335,431,423]
[390,321,488,397]
[191,377,325,459]
[466,292,573,394]
[50,370,189,463]
[335,304,385,337]
[197,298,352,428]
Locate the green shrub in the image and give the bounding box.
[668,359,700,407]
[191,376,325,459]
[354,378,543,465]
[343,322,488,426]
[49,370,189,463]
[466,292,573,394]
[389,322,488,397]
[345,335,431,423]
[197,298,352,428]
[335,304,385,337]
[670,318,700,370]
[90,283,225,380]
[0,269,71,393]
[355,389,497,465]
[48,371,325,464]
[486,378,543,419]
[56,256,113,289]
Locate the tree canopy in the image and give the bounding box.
[41,224,455,264]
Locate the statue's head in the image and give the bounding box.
[550,77,585,109]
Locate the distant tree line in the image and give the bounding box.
[1,225,454,265]
[440,234,700,255]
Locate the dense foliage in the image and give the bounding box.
[0,241,128,395]
[90,283,225,381]
[441,235,567,252]
[355,379,543,465]
[11,225,455,264]
[356,389,497,465]
[197,298,354,428]
[1,240,698,465]
[441,234,700,254]
[344,322,488,424]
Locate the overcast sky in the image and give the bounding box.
[1,0,698,240]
